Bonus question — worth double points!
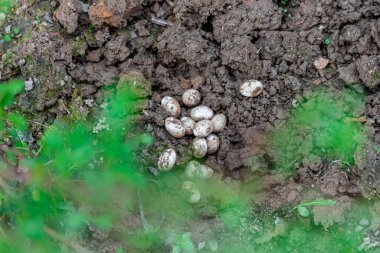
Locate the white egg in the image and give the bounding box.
[193,120,213,137]
[180,117,196,135]
[161,96,181,117]
[190,105,214,121]
[185,160,201,178]
[240,80,263,97]
[182,89,201,107]
[182,181,201,204]
[211,114,227,133]
[199,164,214,179]
[157,149,176,171]
[192,137,207,158]
[165,117,186,138]
[206,134,220,154]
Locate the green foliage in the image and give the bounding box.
[0,78,153,252]
[0,0,14,15]
[292,199,336,217]
[269,87,366,172]
[278,0,292,18]
[170,232,196,253]
[324,38,332,46]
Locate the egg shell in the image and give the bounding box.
[157,149,176,171]
[180,117,196,135]
[206,134,220,154]
[240,80,263,98]
[211,114,227,133]
[192,137,207,158]
[193,120,213,137]
[185,161,201,178]
[161,96,181,117]
[199,165,214,179]
[190,106,214,121]
[165,117,186,138]
[182,89,201,107]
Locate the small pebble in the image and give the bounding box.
[24,78,34,91]
[314,57,329,70]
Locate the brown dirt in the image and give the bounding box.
[1,0,380,251]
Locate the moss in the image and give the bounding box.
[370,68,379,82]
[70,39,88,57]
[117,70,152,99]
[1,49,14,67]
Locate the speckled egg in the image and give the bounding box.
[161,96,181,117]
[193,120,213,137]
[190,105,214,121]
[165,117,186,138]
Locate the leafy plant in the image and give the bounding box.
[170,232,196,253]
[2,24,20,42]
[0,78,156,252]
[278,0,292,18]
[324,37,332,46]
[291,199,336,217]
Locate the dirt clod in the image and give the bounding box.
[54,0,82,34]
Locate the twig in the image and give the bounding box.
[137,180,165,232]
[151,15,173,26]
[283,156,303,171]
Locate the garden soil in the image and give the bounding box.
[1,0,380,251]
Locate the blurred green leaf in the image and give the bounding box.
[297,206,310,217]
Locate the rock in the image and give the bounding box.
[338,63,360,84]
[54,0,81,34]
[88,0,143,28]
[314,57,329,70]
[356,56,380,89]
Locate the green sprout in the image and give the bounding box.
[170,232,196,253]
[291,199,336,217]
[324,37,332,46]
[2,24,20,42]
